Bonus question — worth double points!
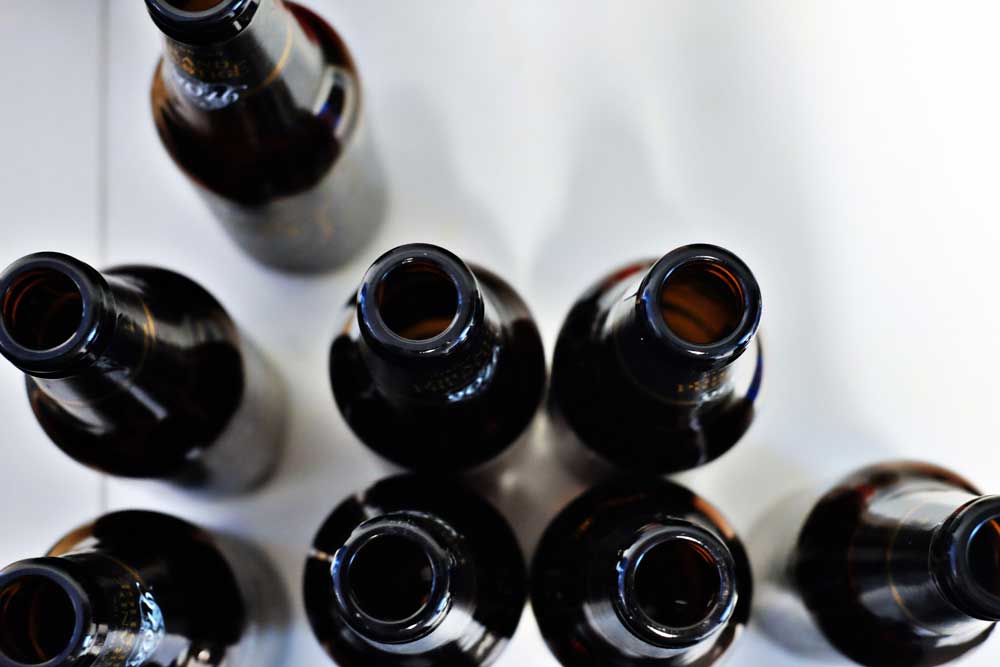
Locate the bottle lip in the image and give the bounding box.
[638,243,762,364]
[0,252,113,378]
[613,522,738,648]
[331,513,458,646]
[0,560,89,667]
[934,495,1000,621]
[357,244,481,359]
[144,0,261,45]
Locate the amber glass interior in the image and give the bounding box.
[969,517,1000,599]
[659,261,744,345]
[634,539,720,628]
[161,0,229,11]
[376,262,459,341]
[349,535,434,622]
[0,576,77,664]
[1,270,83,350]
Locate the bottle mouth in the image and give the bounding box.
[640,244,761,363]
[937,496,1000,620]
[615,524,738,647]
[332,514,456,645]
[358,244,480,358]
[0,253,111,376]
[0,565,86,667]
[145,0,260,44]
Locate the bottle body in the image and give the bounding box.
[329,244,546,471]
[0,253,285,492]
[550,244,762,474]
[303,475,526,666]
[768,462,1000,667]
[532,477,752,667]
[148,0,385,273]
[0,511,286,667]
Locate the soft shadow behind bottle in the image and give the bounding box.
[147,0,385,273]
[549,243,762,474]
[303,475,527,666]
[0,510,286,667]
[329,243,546,471]
[0,252,285,493]
[531,477,752,667]
[752,461,1000,667]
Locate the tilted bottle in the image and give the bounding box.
[549,243,762,473]
[754,462,1000,667]
[329,243,546,471]
[303,475,526,666]
[0,252,285,492]
[531,477,752,667]
[146,0,384,273]
[0,510,285,667]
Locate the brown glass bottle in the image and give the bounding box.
[531,477,752,667]
[767,462,1000,667]
[549,244,762,474]
[147,0,384,273]
[0,252,285,492]
[0,510,285,667]
[303,475,526,666]
[329,244,546,471]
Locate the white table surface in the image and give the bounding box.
[2,2,1000,666]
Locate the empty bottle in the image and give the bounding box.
[0,510,285,667]
[0,252,285,492]
[532,477,752,667]
[303,475,526,666]
[550,243,762,473]
[146,0,384,272]
[329,243,546,471]
[755,462,1000,667]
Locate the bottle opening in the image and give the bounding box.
[348,534,435,623]
[376,261,460,341]
[968,516,1000,599]
[0,576,77,665]
[160,0,228,11]
[634,539,721,629]
[660,261,744,346]
[1,269,83,351]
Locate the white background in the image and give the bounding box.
[2,2,1000,666]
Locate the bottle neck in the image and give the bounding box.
[854,484,1000,636]
[583,521,739,660]
[0,555,163,667]
[356,244,504,405]
[330,511,477,655]
[149,0,326,113]
[605,244,761,402]
[0,253,154,406]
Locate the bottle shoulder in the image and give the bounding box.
[151,4,360,204]
[531,478,751,667]
[793,463,993,667]
[304,476,526,667]
[328,264,546,471]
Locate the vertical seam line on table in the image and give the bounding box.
[97,0,111,514]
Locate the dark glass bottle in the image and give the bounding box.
[532,477,752,667]
[147,0,384,273]
[0,252,285,492]
[303,475,526,666]
[549,243,763,474]
[777,462,1000,667]
[0,510,285,667]
[329,244,546,471]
